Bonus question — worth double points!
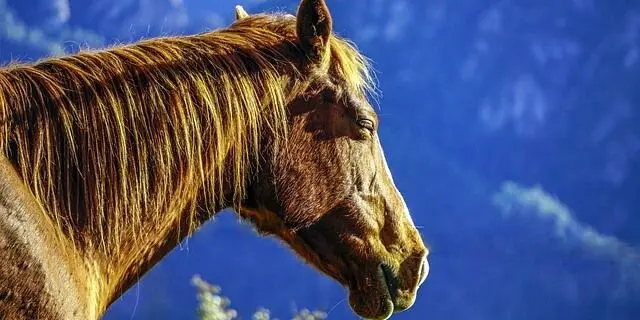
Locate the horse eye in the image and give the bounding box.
[357,119,375,132]
[322,89,339,104]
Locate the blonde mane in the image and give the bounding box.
[0,13,373,273]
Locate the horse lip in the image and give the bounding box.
[418,257,429,286]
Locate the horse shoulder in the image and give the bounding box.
[0,157,96,320]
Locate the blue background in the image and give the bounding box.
[1,0,639,319]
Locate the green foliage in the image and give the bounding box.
[192,275,328,320]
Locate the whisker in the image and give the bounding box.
[326,298,346,316]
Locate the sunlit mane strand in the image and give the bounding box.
[0,13,374,280]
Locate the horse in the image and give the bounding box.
[0,1,429,319]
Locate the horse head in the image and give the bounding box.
[237,1,429,318]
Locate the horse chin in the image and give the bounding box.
[346,265,395,320]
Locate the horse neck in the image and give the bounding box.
[0,27,297,313]
[0,71,272,318]
[97,119,267,311]
[103,175,237,309]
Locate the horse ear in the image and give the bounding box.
[296,0,333,62]
[235,5,249,20]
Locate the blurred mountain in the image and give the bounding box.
[0,0,638,319]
